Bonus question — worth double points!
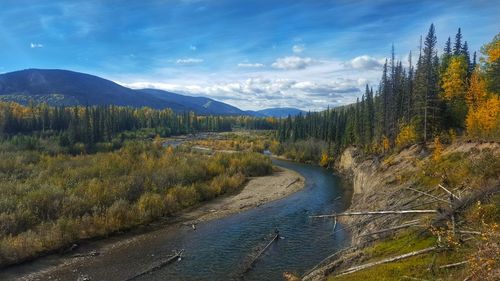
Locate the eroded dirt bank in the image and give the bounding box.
[303,141,500,281]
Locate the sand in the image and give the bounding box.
[179,167,305,224]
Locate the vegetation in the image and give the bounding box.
[0,102,278,150]
[0,140,272,267]
[276,27,500,161]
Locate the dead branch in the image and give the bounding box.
[245,233,280,272]
[335,246,437,277]
[406,187,449,204]
[457,230,481,235]
[301,246,356,279]
[439,260,468,269]
[310,210,437,218]
[285,178,300,188]
[402,276,429,281]
[438,184,460,200]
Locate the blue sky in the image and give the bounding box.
[1,0,498,110]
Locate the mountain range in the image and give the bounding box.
[0,69,304,117]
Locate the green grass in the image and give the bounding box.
[328,230,471,281]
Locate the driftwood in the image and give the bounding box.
[457,230,481,235]
[406,187,449,204]
[310,210,437,218]
[245,234,280,272]
[334,246,437,277]
[439,260,468,269]
[301,246,356,279]
[285,178,300,188]
[402,276,429,281]
[127,249,184,280]
[438,184,460,200]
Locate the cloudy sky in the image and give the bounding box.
[1,0,498,110]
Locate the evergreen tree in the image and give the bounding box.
[453,28,463,56]
[414,24,440,142]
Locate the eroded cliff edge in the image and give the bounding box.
[303,141,500,281]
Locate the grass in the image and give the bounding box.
[328,230,471,281]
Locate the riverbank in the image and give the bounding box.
[302,141,500,281]
[1,165,305,281]
[179,166,304,224]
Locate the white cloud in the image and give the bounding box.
[346,55,385,70]
[30,42,43,48]
[237,63,265,68]
[116,54,383,111]
[122,76,360,111]
[176,58,204,65]
[292,44,305,53]
[189,45,197,51]
[271,56,315,70]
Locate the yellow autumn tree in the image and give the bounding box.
[433,136,443,162]
[395,124,417,149]
[466,69,488,109]
[442,56,468,101]
[382,136,390,153]
[442,56,468,127]
[466,95,500,140]
[319,151,332,167]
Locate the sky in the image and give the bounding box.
[0,0,499,111]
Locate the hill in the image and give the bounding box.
[0,69,258,116]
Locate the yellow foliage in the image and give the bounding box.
[485,37,500,63]
[382,136,390,152]
[442,56,468,101]
[466,95,500,140]
[319,152,331,167]
[395,124,417,148]
[432,137,443,162]
[466,69,489,109]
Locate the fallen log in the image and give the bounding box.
[126,249,184,280]
[439,260,468,269]
[245,233,280,272]
[438,184,460,200]
[405,187,449,204]
[335,246,437,277]
[310,210,438,218]
[285,178,300,188]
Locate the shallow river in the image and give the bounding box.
[2,159,351,281]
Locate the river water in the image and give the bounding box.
[2,159,350,281]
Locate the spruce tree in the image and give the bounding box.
[414,24,440,143]
[453,28,462,56]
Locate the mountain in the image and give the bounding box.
[0,69,170,109]
[0,69,255,116]
[255,107,305,118]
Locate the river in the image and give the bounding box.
[1,159,351,281]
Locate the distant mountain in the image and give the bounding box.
[255,107,305,118]
[0,69,254,116]
[0,69,170,109]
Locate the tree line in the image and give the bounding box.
[276,25,499,156]
[0,103,278,147]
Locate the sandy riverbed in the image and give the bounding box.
[179,166,305,224]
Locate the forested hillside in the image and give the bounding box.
[0,103,277,153]
[276,26,499,160]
